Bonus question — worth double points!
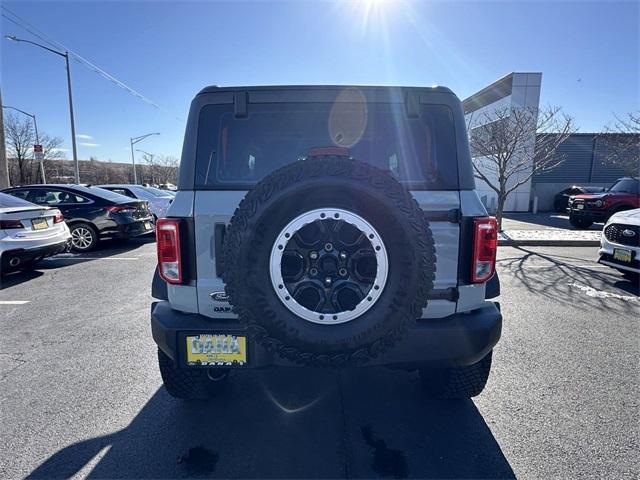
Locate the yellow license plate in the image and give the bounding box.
[31,218,48,230]
[613,248,632,263]
[186,334,247,366]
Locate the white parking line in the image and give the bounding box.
[0,301,30,305]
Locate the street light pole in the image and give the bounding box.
[136,149,155,184]
[2,105,46,183]
[130,133,159,184]
[5,35,80,183]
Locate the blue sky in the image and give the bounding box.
[1,0,638,163]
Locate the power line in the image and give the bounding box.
[1,5,174,114]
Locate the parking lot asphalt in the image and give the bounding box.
[1,240,638,479]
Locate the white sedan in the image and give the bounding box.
[97,184,173,220]
[1,192,71,274]
[598,208,640,276]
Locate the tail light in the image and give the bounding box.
[106,205,136,214]
[471,217,498,283]
[53,212,64,224]
[157,218,182,284]
[0,219,23,229]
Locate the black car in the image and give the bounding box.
[553,185,605,212]
[2,184,154,251]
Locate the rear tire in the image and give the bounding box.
[569,216,592,229]
[69,222,99,252]
[158,349,228,400]
[418,351,493,399]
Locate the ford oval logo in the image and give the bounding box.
[210,291,230,302]
[622,229,636,238]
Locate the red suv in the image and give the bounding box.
[568,177,640,229]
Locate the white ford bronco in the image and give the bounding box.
[151,85,501,399]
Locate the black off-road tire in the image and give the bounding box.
[419,351,493,398]
[569,216,593,229]
[158,349,228,400]
[222,156,436,367]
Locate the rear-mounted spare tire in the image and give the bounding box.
[221,156,435,366]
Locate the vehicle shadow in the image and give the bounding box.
[0,236,156,290]
[502,213,603,231]
[497,247,638,311]
[0,268,44,289]
[26,368,514,479]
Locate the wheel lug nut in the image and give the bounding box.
[310,268,318,276]
[310,251,318,259]
[324,243,333,252]
[339,268,348,277]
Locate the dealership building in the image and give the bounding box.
[463,72,638,212]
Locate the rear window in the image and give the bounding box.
[0,192,34,208]
[195,101,458,190]
[72,185,134,203]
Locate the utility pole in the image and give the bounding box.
[0,88,9,188]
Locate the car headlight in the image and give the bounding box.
[594,200,604,208]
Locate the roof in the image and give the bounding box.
[197,84,455,96]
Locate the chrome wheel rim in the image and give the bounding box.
[71,227,93,250]
[270,208,388,325]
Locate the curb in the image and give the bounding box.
[498,239,600,247]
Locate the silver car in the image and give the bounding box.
[0,192,71,274]
[97,184,173,220]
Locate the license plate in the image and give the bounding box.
[144,221,152,230]
[31,218,48,230]
[576,204,584,209]
[613,248,632,263]
[186,334,247,366]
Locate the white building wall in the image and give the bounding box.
[463,73,542,213]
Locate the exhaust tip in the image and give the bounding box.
[9,257,21,267]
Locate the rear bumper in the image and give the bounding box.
[151,301,502,369]
[1,239,70,272]
[101,218,154,240]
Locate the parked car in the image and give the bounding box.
[598,208,640,277]
[97,184,173,220]
[0,192,70,274]
[158,183,177,192]
[553,186,605,212]
[151,85,502,400]
[567,177,640,228]
[2,185,154,252]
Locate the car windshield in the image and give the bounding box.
[608,178,639,193]
[0,192,36,208]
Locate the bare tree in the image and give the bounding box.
[468,105,575,229]
[4,112,64,185]
[4,112,34,185]
[154,155,179,184]
[598,112,639,176]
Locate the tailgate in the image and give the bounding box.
[193,190,461,319]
